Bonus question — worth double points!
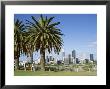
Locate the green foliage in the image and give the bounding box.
[14,15,64,70]
[14,19,26,70]
[25,15,64,54]
[82,65,89,71]
[14,19,25,57]
[25,15,64,70]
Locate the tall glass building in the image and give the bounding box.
[90,54,94,61]
[62,48,65,61]
[68,54,72,64]
[72,50,76,64]
[72,50,76,59]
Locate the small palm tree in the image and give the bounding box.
[14,19,25,70]
[26,15,64,70]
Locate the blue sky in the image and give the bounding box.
[14,14,97,60]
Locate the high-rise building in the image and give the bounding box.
[68,54,72,64]
[62,52,65,61]
[72,50,76,59]
[72,50,76,64]
[62,48,65,61]
[90,54,94,61]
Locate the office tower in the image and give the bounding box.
[62,48,65,56]
[90,54,94,61]
[68,54,72,64]
[62,48,65,61]
[72,50,76,59]
[72,50,76,64]
[62,51,65,62]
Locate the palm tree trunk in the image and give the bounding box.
[27,52,33,63]
[15,58,19,70]
[31,51,33,64]
[15,54,19,70]
[40,50,45,71]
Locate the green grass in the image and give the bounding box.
[14,70,97,76]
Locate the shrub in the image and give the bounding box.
[19,65,24,70]
[50,66,55,71]
[45,66,50,71]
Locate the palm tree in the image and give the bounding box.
[26,15,64,70]
[14,19,25,70]
[23,33,33,63]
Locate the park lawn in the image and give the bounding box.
[14,70,97,76]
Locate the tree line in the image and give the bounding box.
[14,15,64,71]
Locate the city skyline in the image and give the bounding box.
[21,50,96,65]
[14,14,97,61]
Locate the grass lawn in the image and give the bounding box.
[14,70,97,76]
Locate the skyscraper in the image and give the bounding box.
[72,50,76,64]
[62,51,65,61]
[72,50,76,59]
[62,48,65,61]
[90,54,94,61]
[68,54,72,64]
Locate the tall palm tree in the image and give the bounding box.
[23,30,35,64]
[26,15,64,70]
[25,38,34,63]
[14,19,25,70]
